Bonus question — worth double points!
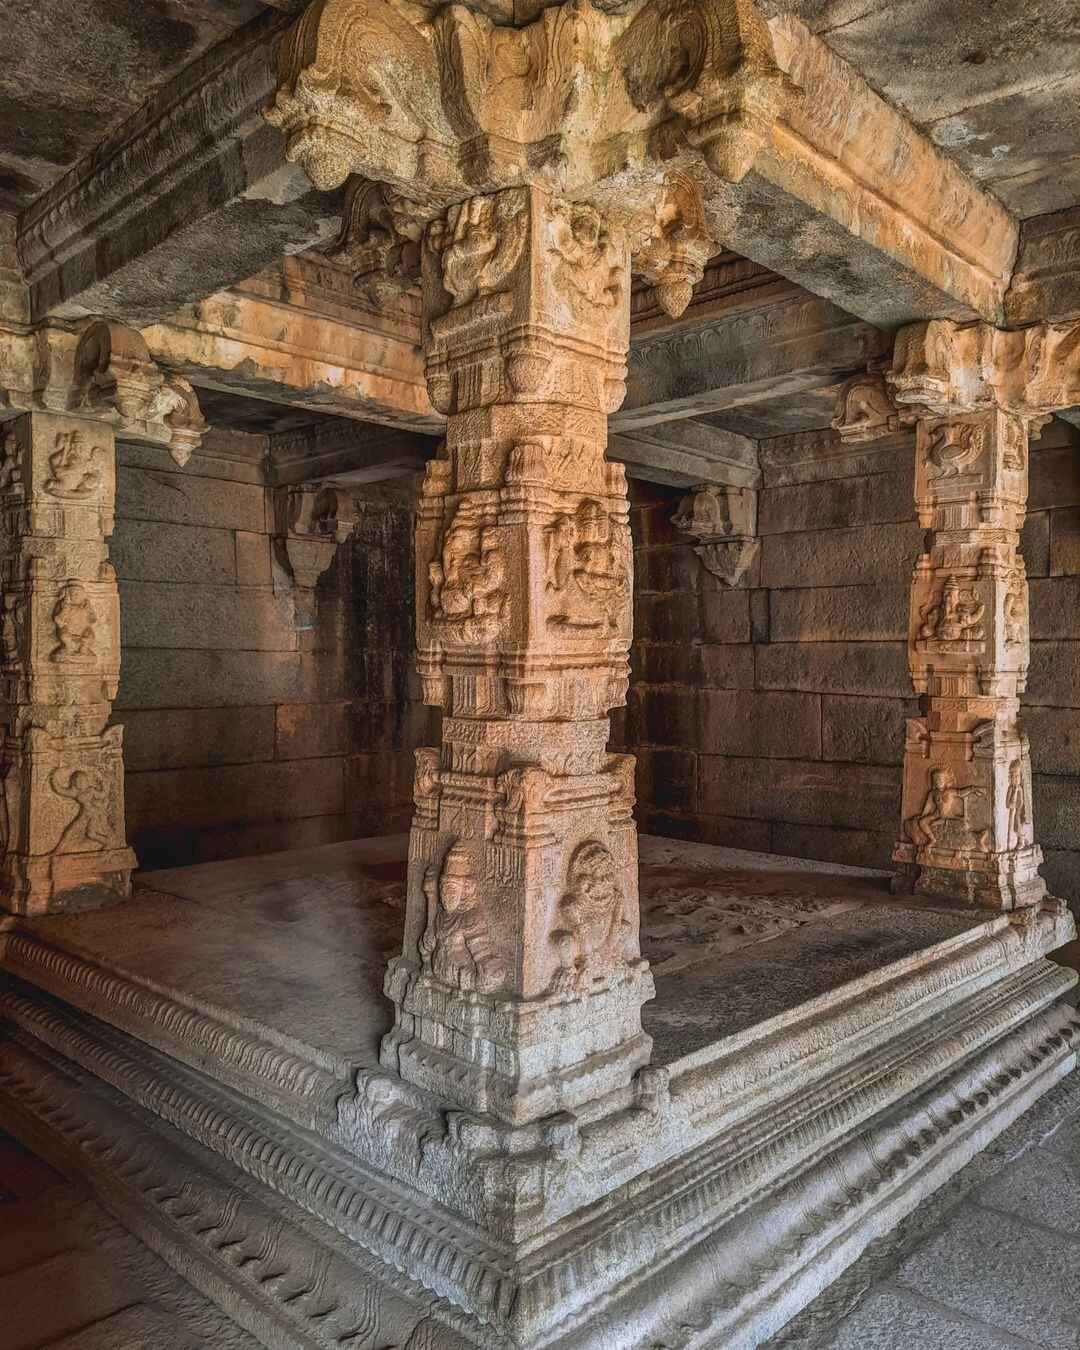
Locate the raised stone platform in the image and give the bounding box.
[0,837,1076,1348]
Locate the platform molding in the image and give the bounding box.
[1,837,1077,1348]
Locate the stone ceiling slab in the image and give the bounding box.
[760,0,1080,221]
[0,0,265,210]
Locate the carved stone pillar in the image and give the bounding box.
[0,319,205,913]
[890,324,1047,909]
[380,186,650,1125]
[0,412,133,913]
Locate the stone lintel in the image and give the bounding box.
[740,17,1018,328]
[15,12,343,326]
[269,418,437,488]
[610,422,760,490]
[620,290,888,426]
[12,3,1017,332]
[1007,205,1080,326]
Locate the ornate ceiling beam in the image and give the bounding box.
[11,0,1017,331]
[14,12,343,327]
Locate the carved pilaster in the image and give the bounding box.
[0,412,133,913]
[381,185,651,1125]
[889,328,1046,909]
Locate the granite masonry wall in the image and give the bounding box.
[111,434,431,869]
[112,420,1079,903]
[619,417,1080,906]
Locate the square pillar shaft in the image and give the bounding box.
[0,411,134,913]
[894,404,1045,908]
[381,186,652,1125]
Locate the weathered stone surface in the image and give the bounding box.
[700,690,823,760]
[757,642,911,698]
[1009,206,1080,326]
[1023,705,1080,777]
[115,649,326,710]
[822,694,916,766]
[119,582,294,652]
[896,1204,1080,1349]
[753,759,901,833]
[1028,643,1080,708]
[762,522,923,589]
[769,584,909,643]
[1033,774,1080,852]
[821,1286,1026,1350]
[770,823,894,872]
[116,464,266,534]
[234,530,271,587]
[111,520,237,585]
[759,467,914,535]
[127,757,345,833]
[274,701,351,762]
[119,707,275,774]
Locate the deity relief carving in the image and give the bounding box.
[917,575,985,645]
[925,423,983,480]
[832,374,900,444]
[429,502,507,641]
[551,841,631,995]
[1004,571,1027,648]
[1,591,23,663]
[0,425,21,493]
[544,500,630,631]
[1006,758,1029,850]
[418,844,506,994]
[50,583,98,663]
[431,192,529,308]
[905,768,990,854]
[549,204,623,318]
[51,765,113,852]
[44,429,103,498]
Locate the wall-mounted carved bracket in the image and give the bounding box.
[673,484,759,587]
[832,366,901,444]
[273,484,358,594]
[0,319,206,466]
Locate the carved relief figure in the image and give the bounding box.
[1004,571,1027,648]
[832,374,899,444]
[549,205,623,316]
[44,430,103,498]
[551,841,630,994]
[0,426,21,492]
[925,423,982,480]
[1,591,22,663]
[51,766,112,851]
[418,843,506,994]
[905,768,989,853]
[50,583,98,663]
[545,500,630,630]
[429,503,507,639]
[433,193,528,307]
[918,575,985,643]
[1006,758,1028,850]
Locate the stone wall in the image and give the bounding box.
[620,418,1080,906]
[112,436,429,869]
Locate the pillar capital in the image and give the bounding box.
[267,0,796,316]
[888,316,1080,426]
[1,319,206,466]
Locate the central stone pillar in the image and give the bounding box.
[381,186,651,1125]
[890,323,1048,909]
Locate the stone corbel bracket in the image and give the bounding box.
[832,364,902,444]
[273,483,358,594]
[673,483,760,587]
[265,0,796,318]
[0,320,206,466]
[888,317,1080,423]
